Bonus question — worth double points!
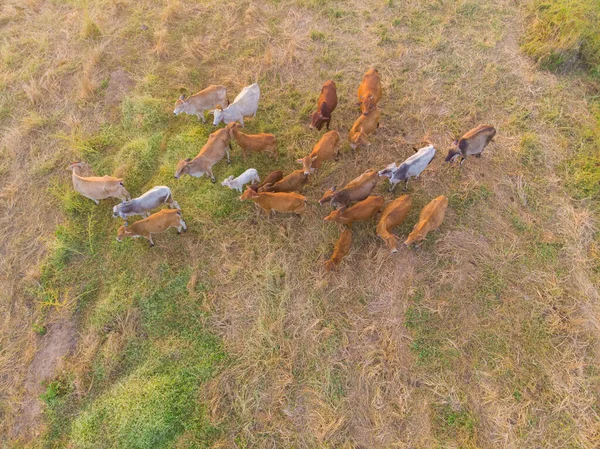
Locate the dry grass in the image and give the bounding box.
[1,0,600,448]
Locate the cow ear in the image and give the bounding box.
[179,94,186,100]
[453,139,458,146]
[311,155,318,162]
[185,158,192,162]
[296,158,304,163]
[369,94,374,99]
[331,185,337,192]
[359,126,364,133]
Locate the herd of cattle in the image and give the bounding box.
[67,69,496,270]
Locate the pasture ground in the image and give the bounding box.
[1,0,599,447]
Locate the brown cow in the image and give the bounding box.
[325,228,352,272]
[318,186,337,205]
[376,195,413,253]
[328,169,379,209]
[310,80,338,131]
[116,209,186,247]
[405,196,448,246]
[249,170,283,192]
[348,109,380,149]
[173,85,228,123]
[239,188,307,216]
[445,124,496,165]
[324,196,384,225]
[297,130,340,175]
[258,169,308,193]
[174,128,231,182]
[226,122,278,160]
[67,162,130,204]
[357,68,382,116]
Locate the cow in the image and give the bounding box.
[318,186,338,205]
[405,195,448,247]
[324,196,385,225]
[173,85,228,123]
[211,83,260,126]
[221,168,260,193]
[446,124,496,165]
[226,122,278,160]
[325,228,352,272]
[357,68,382,116]
[116,209,186,247]
[378,144,436,191]
[239,188,307,216]
[258,169,308,193]
[112,186,179,221]
[174,128,231,182]
[297,130,340,175]
[348,109,380,149]
[324,169,379,209]
[376,195,413,253]
[249,170,283,192]
[67,162,130,204]
[310,80,338,131]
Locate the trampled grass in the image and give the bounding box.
[1,0,600,448]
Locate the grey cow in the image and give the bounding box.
[378,144,436,191]
[112,186,180,221]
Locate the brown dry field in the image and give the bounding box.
[1,0,599,448]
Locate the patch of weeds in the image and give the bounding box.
[122,96,168,131]
[377,24,393,46]
[310,30,326,41]
[511,214,530,233]
[449,185,492,218]
[81,15,102,40]
[433,403,477,442]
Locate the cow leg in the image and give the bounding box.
[147,234,154,247]
[226,146,231,164]
[326,120,330,130]
[180,219,187,231]
[198,112,206,123]
[460,157,466,166]
[403,179,409,191]
[170,200,181,210]
[208,169,215,183]
[239,116,244,127]
[476,153,482,158]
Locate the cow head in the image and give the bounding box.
[310,111,330,130]
[225,121,240,137]
[240,186,259,201]
[173,94,186,115]
[296,155,317,175]
[323,209,341,222]
[445,143,461,162]
[349,127,371,149]
[116,225,132,242]
[318,186,336,205]
[383,234,399,253]
[174,158,192,179]
[360,94,376,116]
[378,163,397,178]
[211,107,224,126]
[221,175,234,187]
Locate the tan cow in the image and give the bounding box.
[325,228,352,272]
[258,169,308,193]
[297,130,340,175]
[173,85,228,123]
[116,209,186,246]
[376,195,413,253]
[174,128,231,182]
[348,109,380,149]
[326,169,379,209]
[357,68,382,116]
[324,196,384,226]
[67,162,130,204]
[226,122,278,160]
[240,188,306,216]
[405,195,448,246]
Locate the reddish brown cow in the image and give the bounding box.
[240,188,307,216]
[226,122,278,160]
[325,228,352,272]
[249,170,283,192]
[310,80,338,131]
[376,195,413,253]
[348,109,380,149]
[324,196,384,225]
[258,169,308,193]
[297,130,340,175]
[405,196,448,246]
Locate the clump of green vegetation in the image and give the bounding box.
[81,15,102,40]
[522,0,600,73]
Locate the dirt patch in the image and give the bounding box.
[12,318,77,438]
[104,67,134,106]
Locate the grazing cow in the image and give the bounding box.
[327,169,379,209]
[258,169,308,193]
[446,124,496,164]
[376,195,413,253]
[239,188,307,216]
[226,122,278,160]
[212,83,260,126]
[221,168,260,193]
[324,196,385,225]
[297,130,340,175]
[173,85,228,123]
[116,209,186,247]
[348,109,380,149]
[378,144,436,191]
[405,196,448,247]
[250,170,283,192]
[310,80,338,131]
[113,186,179,220]
[67,162,130,204]
[357,68,382,116]
[325,228,352,272]
[174,128,231,182]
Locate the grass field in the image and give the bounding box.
[1,0,600,447]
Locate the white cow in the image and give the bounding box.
[113,186,180,220]
[378,144,436,191]
[211,83,260,126]
[221,168,260,193]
